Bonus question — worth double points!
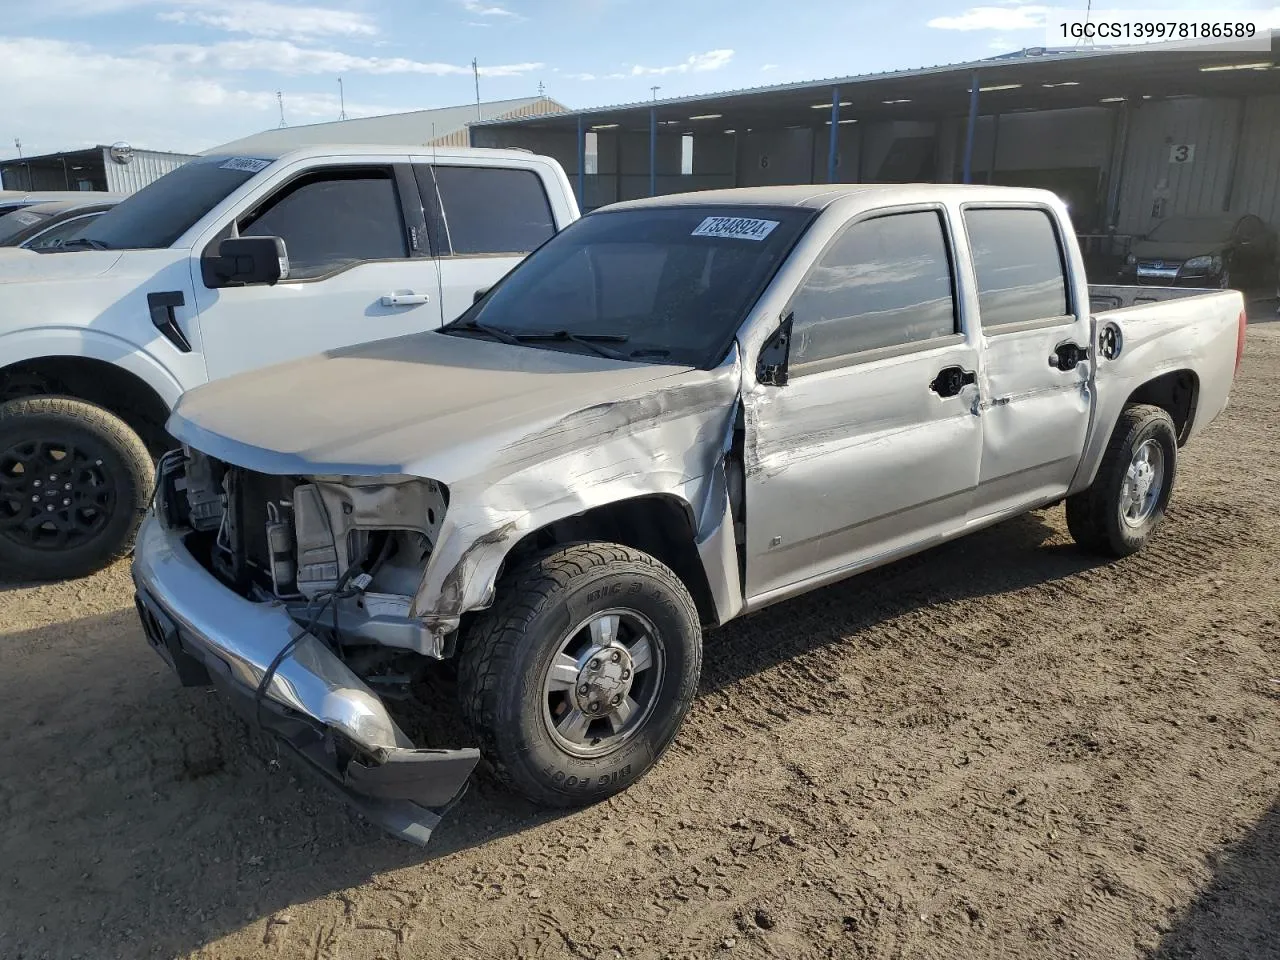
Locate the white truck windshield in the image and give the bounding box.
[71,156,268,251]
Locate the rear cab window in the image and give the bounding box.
[963,207,1071,330]
[787,208,960,371]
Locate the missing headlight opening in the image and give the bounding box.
[166,448,448,656]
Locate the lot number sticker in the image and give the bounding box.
[219,157,273,174]
[691,216,780,241]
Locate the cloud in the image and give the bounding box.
[761,63,778,72]
[630,48,734,76]
[460,0,522,19]
[156,1,377,38]
[144,39,542,76]
[0,36,415,158]
[927,5,1048,30]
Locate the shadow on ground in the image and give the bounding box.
[1,509,1105,959]
[1153,800,1280,960]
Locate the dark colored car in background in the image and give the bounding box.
[1122,213,1277,289]
[0,197,121,251]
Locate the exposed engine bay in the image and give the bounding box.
[154,448,453,669]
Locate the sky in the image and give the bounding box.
[2,0,1278,161]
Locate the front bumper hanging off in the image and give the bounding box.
[131,514,479,846]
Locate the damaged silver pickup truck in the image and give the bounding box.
[133,184,1247,844]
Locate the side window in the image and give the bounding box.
[789,210,958,367]
[964,208,1069,328]
[238,167,407,280]
[431,165,555,256]
[27,213,100,250]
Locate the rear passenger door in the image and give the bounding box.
[962,205,1093,520]
[744,206,984,601]
[412,162,558,323]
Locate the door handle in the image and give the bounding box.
[930,366,976,399]
[380,292,430,307]
[1049,341,1089,371]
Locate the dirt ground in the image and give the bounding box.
[2,324,1278,960]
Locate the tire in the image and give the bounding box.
[1065,403,1177,558]
[0,396,153,580]
[457,542,702,807]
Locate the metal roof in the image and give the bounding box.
[205,96,567,155]
[473,33,1279,132]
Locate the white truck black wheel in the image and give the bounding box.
[1066,403,1178,558]
[0,396,153,580]
[457,542,702,807]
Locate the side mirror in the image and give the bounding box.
[757,313,794,386]
[205,236,289,288]
[473,287,490,303]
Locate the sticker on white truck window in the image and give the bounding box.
[12,212,42,226]
[219,157,273,174]
[691,216,780,241]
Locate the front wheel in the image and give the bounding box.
[457,542,702,807]
[0,396,153,580]
[1066,403,1177,558]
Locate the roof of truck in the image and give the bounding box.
[604,183,1062,212]
[199,143,548,165]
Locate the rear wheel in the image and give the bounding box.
[1066,403,1177,558]
[457,542,702,807]
[0,396,153,580]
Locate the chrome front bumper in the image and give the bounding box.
[131,514,479,846]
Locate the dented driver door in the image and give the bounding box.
[743,207,984,605]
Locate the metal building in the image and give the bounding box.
[0,144,195,194]
[205,96,568,156]
[472,34,1280,260]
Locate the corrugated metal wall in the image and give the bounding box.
[101,149,193,194]
[427,98,567,147]
[1232,94,1280,230]
[1115,98,1243,235]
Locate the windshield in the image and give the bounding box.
[450,205,815,367]
[74,155,269,250]
[1147,216,1237,245]
[0,207,50,243]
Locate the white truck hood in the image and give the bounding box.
[168,331,735,482]
[0,248,123,283]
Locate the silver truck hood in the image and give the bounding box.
[169,331,725,481]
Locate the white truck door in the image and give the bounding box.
[411,161,559,324]
[192,161,443,381]
[962,205,1093,519]
[744,207,984,601]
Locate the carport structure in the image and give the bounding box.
[471,34,1280,244]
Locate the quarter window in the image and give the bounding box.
[430,165,555,256]
[238,168,408,280]
[964,207,1069,328]
[789,209,958,366]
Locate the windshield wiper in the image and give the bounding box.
[57,237,111,251]
[513,330,629,360]
[439,317,521,345]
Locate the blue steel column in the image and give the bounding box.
[576,115,585,209]
[962,70,980,184]
[827,86,840,184]
[649,107,657,196]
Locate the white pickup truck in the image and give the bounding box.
[134,184,1245,845]
[0,145,578,579]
